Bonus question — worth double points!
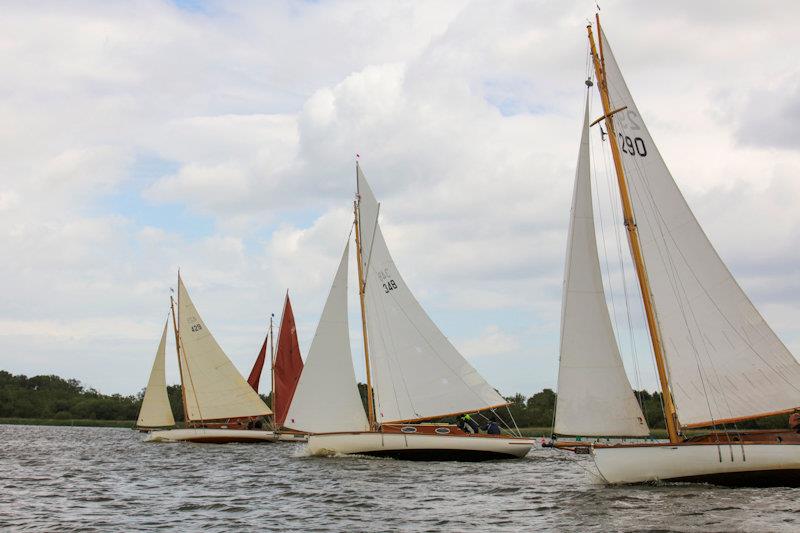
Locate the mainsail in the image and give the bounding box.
[177,276,272,422]
[284,242,369,433]
[273,294,304,428]
[247,336,268,393]
[357,165,508,423]
[600,29,800,427]
[554,96,648,437]
[137,319,176,428]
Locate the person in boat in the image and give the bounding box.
[483,418,501,435]
[457,414,479,434]
[789,409,800,432]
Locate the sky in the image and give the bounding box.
[1,0,800,398]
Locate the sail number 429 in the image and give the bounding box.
[618,134,647,157]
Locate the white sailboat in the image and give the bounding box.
[136,320,176,431]
[554,15,800,486]
[147,275,277,443]
[287,165,535,460]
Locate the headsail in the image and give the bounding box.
[247,336,268,393]
[284,242,369,433]
[600,29,800,427]
[554,96,648,437]
[273,293,304,428]
[357,165,508,423]
[177,276,272,421]
[137,319,176,428]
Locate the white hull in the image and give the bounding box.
[593,443,800,486]
[308,432,534,461]
[145,428,277,444]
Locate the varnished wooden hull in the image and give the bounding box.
[307,429,534,461]
[593,438,800,487]
[145,428,277,444]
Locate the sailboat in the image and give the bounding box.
[553,15,800,486]
[146,275,277,443]
[286,164,535,460]
[136,320,176,431]
[248,294,307,442]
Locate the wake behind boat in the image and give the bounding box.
[138,275,277,444]
[552,14,800,486]
[285,164,534,461]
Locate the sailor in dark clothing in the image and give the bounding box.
[458,414,479,434]
[789,409,800,432]
[483,419,501,435]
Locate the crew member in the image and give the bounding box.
[789,409,800,432]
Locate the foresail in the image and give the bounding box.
[247,336,267,393]
[178,277,272,421]
[357,165,507,423]
[137,319,176,428]
[555,96,648,437]
[284,242,369,433]
[273,294,304,428]
[600,29,800,427]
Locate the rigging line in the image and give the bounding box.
[598,117,644,399]
[551,446,608,484]
[504,403,522,437]
[362,203,381,292]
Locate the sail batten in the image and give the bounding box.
[599,29,800,426]
[177,277,272,421]
[357,166,507,424]
[554,95,649,437]
[137,320,176,428]
[284,242,369,433]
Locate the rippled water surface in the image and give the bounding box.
[2,425,800,531]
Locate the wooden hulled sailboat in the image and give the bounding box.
[248,294,307,442]
[147,275,276,443]
[554,15,800,486]
[287,164,535,461]
[136,320,176,431]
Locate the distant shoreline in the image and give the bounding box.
[0,417,135,428]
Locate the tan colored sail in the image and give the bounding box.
[137,320,176,428]
[178,276,272,421]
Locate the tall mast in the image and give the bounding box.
[354,163,377,430]
[170,289,189,425]
[269,312,275,413]
[587,15,680,443]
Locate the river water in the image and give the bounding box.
[1,424,799,532]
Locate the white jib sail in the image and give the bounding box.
[284,241,369,433]
[600,28,800,427]
[554,96,648,437]
[137,319,176,428]
[357,165,508,423]
[178,276,272,421]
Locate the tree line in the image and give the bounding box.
[0,370,789,431]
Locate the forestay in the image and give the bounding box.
[600,29,800,427]
[137,320,176,428]
[178,277,272,422]
[554,97,648,437]
[284,242,369,433]
[357,165,507,423]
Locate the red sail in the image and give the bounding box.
[273,294,304,428]
[247,336,268,393]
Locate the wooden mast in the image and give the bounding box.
[170,288,189,425]
[355,163,377,431]
[587,15,680,443]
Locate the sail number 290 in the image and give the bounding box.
[618,133,647,157]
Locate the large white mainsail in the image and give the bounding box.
[177,276,272,422]
[554,96,648,437]
[284,242,369,433]
[357,165,508,423]
[600,29,800,427]
[137,319,176,428]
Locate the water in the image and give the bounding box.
[1,425,799,532]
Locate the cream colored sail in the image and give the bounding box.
[600,29,800,427]
[554,96,648,437]
[284,241,369,433]
[357,165,507,423]
[137,319,176,428]
[178,276,272,421]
